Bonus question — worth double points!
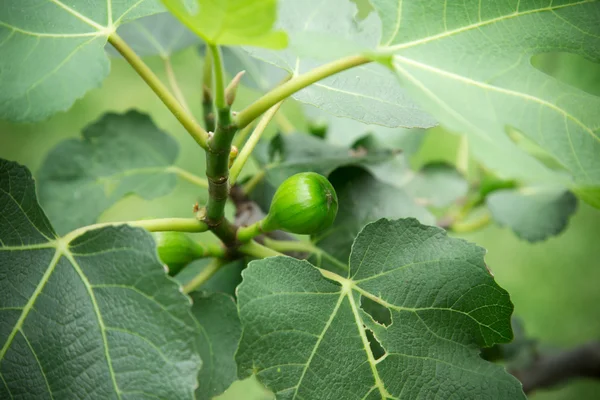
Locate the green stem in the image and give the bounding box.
[108,33,209,149]
[62,218,209,243]
[167,166,208,188]
[451,212,492,233]
[208,44,226,109]
[229,102,283,185]
[242,169,266,195]
[182,258,226,293]
[238,240,283,258]
[237,221,265,242]
[262,238,348,271]
[205,108,236,225]
[235,55,371,128]
[202,48,215,132]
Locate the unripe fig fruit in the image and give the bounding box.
[263,172,338,235]
[153,232,205,275]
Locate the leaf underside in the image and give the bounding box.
[373,0,600,188]
[237,218,525,399]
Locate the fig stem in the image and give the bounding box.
[238,240,283,259]
[229,102,283,185]
[182,258,227,293]
[107,33,209,150]
[235,54,371,129]
[237,220,266,243]
[62,218,209,244]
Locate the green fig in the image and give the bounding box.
[263,172,338,235]
[153,232,206,275]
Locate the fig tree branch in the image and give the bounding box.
[512,341,600,394]
[108,33,209,150]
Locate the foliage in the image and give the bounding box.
[1,0,599,399]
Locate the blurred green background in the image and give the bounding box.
[1,46,599,400]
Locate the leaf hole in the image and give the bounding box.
[365,328,386,361]
[360,295,391,327]
[531,52,600,97]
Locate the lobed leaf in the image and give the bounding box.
[0,158,201,399]
[38,111,179,234]
[0,0,163,122]
[237,218,524,399]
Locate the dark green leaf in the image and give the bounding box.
[0,159,201,399]
[237,218,524,399]
[38,111,179,234]
[487,186,578,242]
[107,12,199,58]
[191,292,241,400]
[0,0,162,121]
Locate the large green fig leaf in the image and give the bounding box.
[372,0,600,190]
[192,292,241,400]
[162,0,287,48]
[0,159,201,399]
[244,0,436,128]
[487,186,578,242]
[0,0,162,122]
[237,218,524,399]
[38,111,179,234]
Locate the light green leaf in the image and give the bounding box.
[107,12,199,58]
[487,186,578,242]
[38,111,179,235]
[237,218,524,399]
[313,167,435,273]
[244,0,436,128]
[191,292,241,400]
[0,0,162,122]
[161,0,287,48]
[0,159,201,399]
[373,0,600,188]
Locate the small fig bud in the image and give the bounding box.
[263,172,338,235]
[153,232,205,275]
